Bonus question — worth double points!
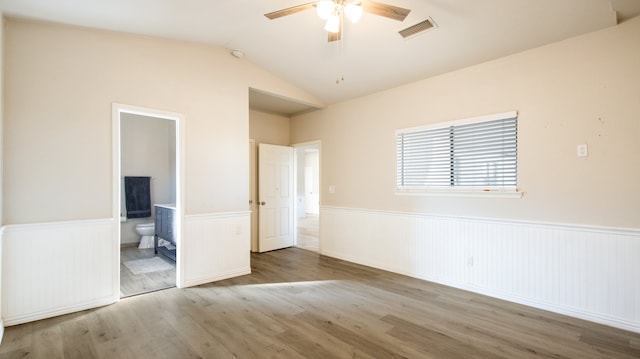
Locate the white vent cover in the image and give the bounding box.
[399,18,437,39]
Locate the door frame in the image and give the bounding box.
[111,103,186,299]
[249,139,258,252]
[292,140,321,251]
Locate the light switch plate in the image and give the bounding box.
[577,144,588,157]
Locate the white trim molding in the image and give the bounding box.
[112,103,186,291]
[320,206,640,333]
[2,219,116,326]
[396,110,518,134]
[182,211,251,288]
[395,188,523,199]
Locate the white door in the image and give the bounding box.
[258,144,294,252]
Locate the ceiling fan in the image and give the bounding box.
[265,0,411,42]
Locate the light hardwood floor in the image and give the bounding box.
[2,248,639,358]
[120,246,176,298]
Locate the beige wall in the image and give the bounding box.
[2,18,321,224]
[291,17,640,229]
[249,109,290,146]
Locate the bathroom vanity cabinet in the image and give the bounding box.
[154,204,176,261]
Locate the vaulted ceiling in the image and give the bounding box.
[2,0,639,115]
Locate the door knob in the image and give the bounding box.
[260,201,266,205]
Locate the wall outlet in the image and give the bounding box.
[577,144,588,157]
[329,185,336,194]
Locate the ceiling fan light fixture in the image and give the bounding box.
[316,0,334,20]
[325,13,341,33]
[344,3,363,23]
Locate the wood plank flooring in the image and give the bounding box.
[2,248,640,358]
[120,246,176,298]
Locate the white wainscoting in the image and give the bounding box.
[320,206,640,333]
[1,219,116,326]
[0,226,3,342]
[182,211,251,288]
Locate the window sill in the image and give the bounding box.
[395,189,523,199]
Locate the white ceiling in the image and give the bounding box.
[1,0,639,116]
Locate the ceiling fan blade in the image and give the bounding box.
[264,2,316,20]
[362,0,411,22]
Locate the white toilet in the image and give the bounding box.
[135,222,155,249]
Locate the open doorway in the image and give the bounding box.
[294,142,320,252]
[113,104,184,298]
[248,140,320,253]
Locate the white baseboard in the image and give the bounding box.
[3,297,114,327]
[183,267,251,288]
[453,281,640,333]
[320,206,640,333]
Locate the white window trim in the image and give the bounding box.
[395,187,523,198]
[396,111,517,135]
[395,110,523,199]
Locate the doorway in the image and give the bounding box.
[249,141,321,253]
[294,141,320,252]
[112,104,185,298]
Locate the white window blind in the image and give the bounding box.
[397,113,517,191]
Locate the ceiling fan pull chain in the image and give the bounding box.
[336,23,341,84]
[341,15,345,83]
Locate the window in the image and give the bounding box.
[396,111,520,197]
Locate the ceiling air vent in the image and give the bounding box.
[398,17,437,39]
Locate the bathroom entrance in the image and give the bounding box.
[113,104,184,298]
